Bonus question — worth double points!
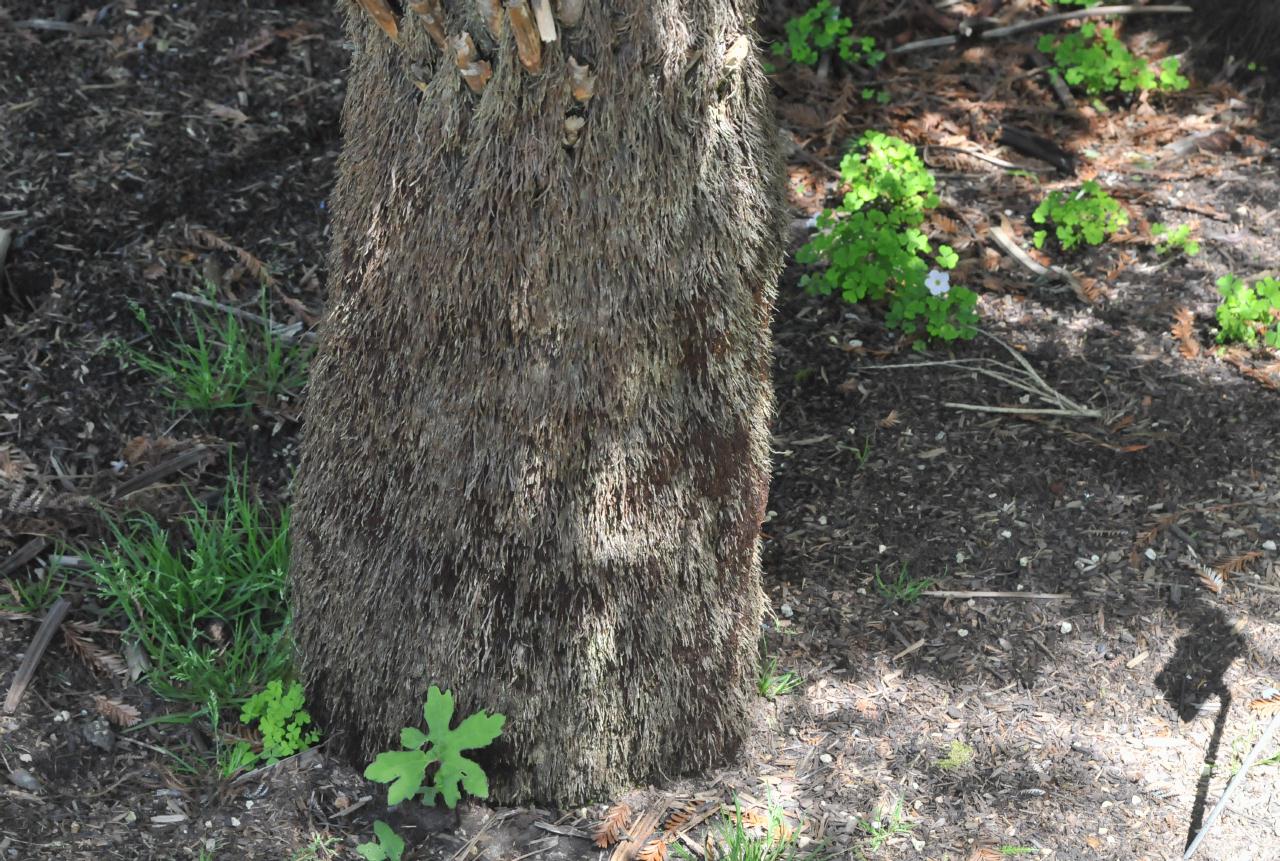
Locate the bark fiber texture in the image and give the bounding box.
[291,0,784,805]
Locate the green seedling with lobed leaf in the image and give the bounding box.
[1215,274,1280,348]
[364,686,505,807]
[1031,181,1129,252]
[359,687,505,860]
[800,131,978,349]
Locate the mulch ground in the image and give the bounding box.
[2,1,1278,859]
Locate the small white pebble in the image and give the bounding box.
[230,817,241,828]
[1060,621,1073,635]
[878,544,888,554]
[1019,556,1030,567]
[818,515,827,525]
[1263,540,1277,551]
[54,710,70,723]
[1144,548,1157,560]
[779,604,794,619]
[19,753,33,763]
[819,753,833,764]
[955,551,966,563]
[957,628,970,638]
[1000,529,1012,539]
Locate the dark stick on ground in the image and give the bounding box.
[3,597,72,714]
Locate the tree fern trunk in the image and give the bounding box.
[291,0,783,805]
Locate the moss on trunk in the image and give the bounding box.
[291,0,784,805]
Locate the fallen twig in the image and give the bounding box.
[892,5,1193,55]
[921,590,1071,600]
[0,538,48,579]
[988,221,1089,302]
[1183,700,1280,859]
[865,330,1104,420]
[3,598,73,714]
[925,145,1055,173]
[171,291,316,344]
[110,445,216,499]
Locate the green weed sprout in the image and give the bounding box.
[364,686,505,808]
[1031,181,1129,251]
[1150,222,1199,257]
[772,0,884,68]
[118,286,310,411]
[223,680,321,775]
[856,799,915,851]
[1038,23,1189,96]
[356,821,405,861]
[673,799,802,861]
[799,131,978,349]
[758,655,804,699]
[1215,274,1280,348]
[873,561,933,603]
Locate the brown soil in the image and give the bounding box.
[2,1,1278,860]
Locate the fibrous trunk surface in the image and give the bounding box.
[291,0,783,805]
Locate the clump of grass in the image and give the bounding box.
[0,559,66,615]
[856,799,914,851]
[758,654,804,700]
[117,286,310,411]
[674,800,808,861]
[873,561,933,603]
[82,468,293,719]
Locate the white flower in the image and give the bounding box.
[925,269,950,296]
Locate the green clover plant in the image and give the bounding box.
[223,680,321,775]
[772,0,885,68]
[1038,23,1188,96]
[1215,274,1280,348]
[1031,180,1129,251]
[799,131,978,349]
[1150,222,1199,257]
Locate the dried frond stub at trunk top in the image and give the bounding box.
[594,802,632,848]
[475,0,503,39]
[454,33,493,94]
[354,0,400,42]
[506,0,542,72]
[567,57,594,103]
[408,0,448,51]
[556,0,584,27]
